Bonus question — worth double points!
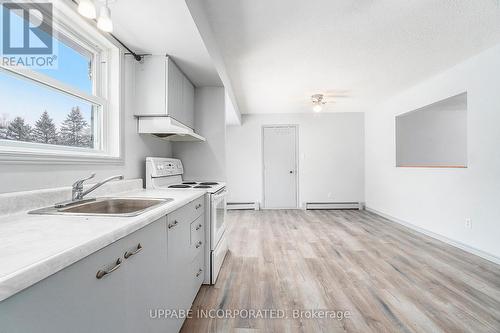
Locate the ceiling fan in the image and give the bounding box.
[311,90,350,112]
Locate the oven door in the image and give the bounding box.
[211,188,227,250]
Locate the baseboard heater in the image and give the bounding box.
[227,202,260,210]
[305,202,362,210]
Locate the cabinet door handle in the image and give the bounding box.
[195,241,203,249]
[195,223,202,230]
[96,258,122,279]
[124,243,143,259]
[168,220,179,229]
[195,204,202,210]
[196,268,203,277]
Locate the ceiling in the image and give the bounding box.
[109,0,222,86]
[199,0,500,114]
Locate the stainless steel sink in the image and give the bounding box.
[29,197,173,217]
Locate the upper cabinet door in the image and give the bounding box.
[134,56,166,116]
[166,58,195,129]
[135,56,195,129]
[182,75,195,128]
[166,58,184,122]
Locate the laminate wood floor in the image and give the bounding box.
[181,210,500,333]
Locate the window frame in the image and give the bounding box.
[0,1,123,165]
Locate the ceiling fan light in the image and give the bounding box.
[311,93,325,112]
[97,5,113,32]
[78,0,96,19]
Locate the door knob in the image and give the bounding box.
[289,171,293,174]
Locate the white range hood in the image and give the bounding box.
[137,116,206,142]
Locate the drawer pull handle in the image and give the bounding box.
[195,224,202,231]
[124,243,143,259]
[195,241,203,249]
[96,258,122,279]
[196,268,203,277]
[168,220,179,229]
[195,204,202,210]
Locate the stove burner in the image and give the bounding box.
[182,182,198,185]
[199,182,218,186]
[168,185,192,188]
[194,185,211,188]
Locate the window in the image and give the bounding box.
[0,70,100,149]
[395,92,468,168]
[0,1,121,163]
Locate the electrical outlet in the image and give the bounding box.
[465,218,472,229]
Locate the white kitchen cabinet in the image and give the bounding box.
[0,220,139,333]
[135,55,195,129]
[165,196,205,332]
[0,197,206,333]
[190,251,205,302]
[166,214,191,332]
[134,55,166,117]
[166,59,184,124]
[182,74,195,127]
[122,218,169,332]
[190,215,205,262]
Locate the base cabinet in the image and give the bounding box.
[165,197,205,332]
[0,255,127,332]
[165,215,191,332]
[123,218,169,332]
[0,220,139,333]
[0,197,205,333]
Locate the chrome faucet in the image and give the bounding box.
[71,173,96,201]
[72,174,124,200]
[54,174,124,208]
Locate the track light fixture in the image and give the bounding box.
[77,0,113,33]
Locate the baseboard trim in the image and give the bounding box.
[227,202,260,210]
[365,206,500,266]
[305,202,362,210]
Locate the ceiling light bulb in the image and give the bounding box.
[313,104,322,112]
[78,0,96,19]
[97,4,113,32]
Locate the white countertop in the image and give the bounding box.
[0,188,205,302]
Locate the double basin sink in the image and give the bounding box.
[30,197,173,217]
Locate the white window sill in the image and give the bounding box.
[0,151,123,165]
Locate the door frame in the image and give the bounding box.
[261,124,300,209]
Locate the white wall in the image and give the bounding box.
[226,113,365,206]
[0,56,171,194]
[172,87,226,181]
[365,44,500,259]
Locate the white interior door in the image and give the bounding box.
[263,126,298,208]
